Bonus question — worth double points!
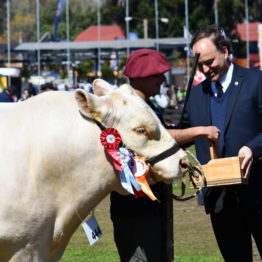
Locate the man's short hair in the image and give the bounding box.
[190,24,233,55]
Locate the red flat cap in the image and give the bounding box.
[123,49,171,78]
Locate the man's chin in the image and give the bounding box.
[208,75,218,82]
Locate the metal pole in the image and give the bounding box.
[125,0,130,56]
[185,0,190,83]
[66,0,71,83]
[6,0,11,87]
[154,0,159,51]
[214,0,218,25]
[245,0,250,68]
[36,0,41,90]
[97,0,101,77]
[177,52,200,128]
[143,19,148,39]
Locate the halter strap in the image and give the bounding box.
[147,144,180,165]
[79,110,106,130]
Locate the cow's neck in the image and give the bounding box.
[134,89,147,101]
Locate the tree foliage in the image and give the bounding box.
[0,0,261,43]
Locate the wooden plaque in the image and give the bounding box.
[191,156,247,188]
[190,142,247,188]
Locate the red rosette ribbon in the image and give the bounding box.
[100,128,123,171]
[100,128,122,149]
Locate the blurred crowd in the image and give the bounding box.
[0,81,186,112]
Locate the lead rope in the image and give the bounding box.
[185,149,206,187]
[169,149,206,201]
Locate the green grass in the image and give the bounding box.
[175,257,222,262]
[61,248,118,262]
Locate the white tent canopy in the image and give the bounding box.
[0,68,20,77]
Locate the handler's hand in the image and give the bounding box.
[202,126,221,142]
[238,146,253,179]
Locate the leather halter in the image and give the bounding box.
[147,144,180,165]
[79,111,203,201]
[79,110,181,166]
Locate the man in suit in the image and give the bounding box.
[181,24,262,262]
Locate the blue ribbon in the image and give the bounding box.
[118,147,141,194]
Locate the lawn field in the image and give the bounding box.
[60,190,261,262]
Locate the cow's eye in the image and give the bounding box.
[135,127,146,134]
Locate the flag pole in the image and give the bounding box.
[66,0,71,84]
[7,0,11,87]
[36,0,41,91]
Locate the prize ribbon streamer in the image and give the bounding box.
[100,128,142,196]
[119,147,141,194]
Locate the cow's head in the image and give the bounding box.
[75,79,187,184]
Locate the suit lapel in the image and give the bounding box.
[201,80,212,125]
[224,65,244,132]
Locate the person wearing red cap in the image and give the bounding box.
[110,49,220,262]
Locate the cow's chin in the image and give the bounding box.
[149,176,178,185]
[148,168,183,185]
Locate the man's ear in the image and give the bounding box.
[223,46,229,59]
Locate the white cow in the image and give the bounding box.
[0,79,186,261]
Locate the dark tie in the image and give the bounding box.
[215,81,224,98]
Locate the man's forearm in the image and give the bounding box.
[168,126,221,146]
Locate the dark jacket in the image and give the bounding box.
[0,90,14,102]
[181,64,262,214]
[110,100,168,220]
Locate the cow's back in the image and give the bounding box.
[0,91,117,261]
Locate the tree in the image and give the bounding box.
[0,0,260,50]
[0,0,6,43]
[75,61,95,80]
[250,0,262,22]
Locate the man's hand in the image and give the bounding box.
[238,146,253,179]
[201,126,221,142]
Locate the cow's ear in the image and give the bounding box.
[75,89,102,122]
[119,84,135,95]
[92,79,113,96]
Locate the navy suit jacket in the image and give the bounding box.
[181,64,262,213]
